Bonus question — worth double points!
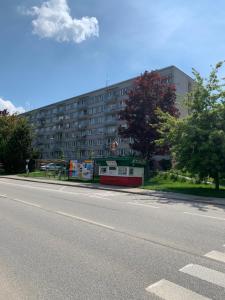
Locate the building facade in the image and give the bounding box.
[23,66,193,161]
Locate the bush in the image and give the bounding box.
[159,159,172,171]
[180,177,187,183]
[169,172,178,181]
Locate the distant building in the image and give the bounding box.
[22,66,193,160]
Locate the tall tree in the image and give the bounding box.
[119,71,179,160]
[0,112,33,173]
[158,62,225,190]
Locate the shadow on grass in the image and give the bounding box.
[155,186,225,198]
[143,177,225,199]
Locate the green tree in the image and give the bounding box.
[158,62,225,190]
[0,111,33,173]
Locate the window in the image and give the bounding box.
[108,166,117,175]
[120,87,129,96]
[129,168,134,176]
[100,167,107,174]
[118,167,127,176]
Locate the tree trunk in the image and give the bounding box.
[214,173,220,191]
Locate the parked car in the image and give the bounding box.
[40,163,65,171]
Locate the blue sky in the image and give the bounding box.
[1,0,225,113]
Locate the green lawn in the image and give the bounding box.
[18,171,100,183]
[143,176,225,198]
[18,170,68,181]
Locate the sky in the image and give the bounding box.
[1,0,225,113]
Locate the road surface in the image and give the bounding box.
[0,177,224,299]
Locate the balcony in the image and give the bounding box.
[104,131,117,137]
[78,123,88,130]
[106,95,118,104]
[104,105,120,114]
[104,119,117,126]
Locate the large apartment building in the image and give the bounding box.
[23,66,193,161]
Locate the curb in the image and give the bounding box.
[1,176,225,207]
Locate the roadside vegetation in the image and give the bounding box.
[143,171,225,198]
[157,62,225,191]
[0,109,36,174]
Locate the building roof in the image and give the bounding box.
[21,65,193,115]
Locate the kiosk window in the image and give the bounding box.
[118,167,127,175]
[109,166,117,175]
[129,168,134,176]
[109,167,116,171]
[100,167,107,174]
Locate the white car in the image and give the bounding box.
[40,163,65,171]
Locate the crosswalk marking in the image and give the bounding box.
[145,279,210,300]
[204,250,225,263]
[180,264,225,288]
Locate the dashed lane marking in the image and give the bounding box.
[127,202,159,209]
[55,211,115,230]
[183,212,225,221]
[12,198,42,208]
[89,195,111,200]
[0,194,7,198]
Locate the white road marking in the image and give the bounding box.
[183,212,225,221]
[0,179,112,200]
[12,198,41,208]
[145,279,210,300]
[59,186,65,191]
[128,202,159,209]
[55,211,115,230]
[89,194,110,200]
[204,250,225,263]
[180,264,225,288]
[0,194,7,198]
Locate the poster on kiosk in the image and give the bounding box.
[69,160,94,180]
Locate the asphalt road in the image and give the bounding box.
[0,178,224,300]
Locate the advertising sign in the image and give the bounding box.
[69,160,94,180]
[106,161,117,167]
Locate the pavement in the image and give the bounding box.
[1,174,225,207]
[0,177,225,299]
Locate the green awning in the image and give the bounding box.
[95,156,146,167]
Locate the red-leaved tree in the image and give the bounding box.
[0,109,9,116]
[119,71,179,160]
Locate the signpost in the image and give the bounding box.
[25,159,30,176]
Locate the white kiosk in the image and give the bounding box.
[97,157,145,187]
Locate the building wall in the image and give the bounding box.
[23,66,193,161]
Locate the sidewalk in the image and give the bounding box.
[1,175,225,207]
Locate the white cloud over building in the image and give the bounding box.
[26,0,99,43]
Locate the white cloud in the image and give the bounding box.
[25,0,99,43]
[0,98,25,115]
